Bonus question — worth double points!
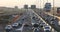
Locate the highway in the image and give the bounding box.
[33,9,60,32]
[29,9,57,32]
[9,11,33,32]
[4,9,58,32]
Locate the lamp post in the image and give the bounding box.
[47,0,48,3]
[53,0,54,16]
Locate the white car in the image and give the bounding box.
[50,21,55,25]
[43,25,51,32]
[32,23,35,25]
[32,23,39,26]
[12,23,19,28]
[5,25,12,30]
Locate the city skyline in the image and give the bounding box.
[0,0,60,8]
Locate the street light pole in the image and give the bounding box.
[53,0,54,17]
[47,0,48,3]
[40,0,41,9]
[42,0,44,12]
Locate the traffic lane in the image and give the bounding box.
[15,15,27,24]
[29,11,45,32]
[30,10,43,23]
[0,24,5,32]
[10,23,25,32]
[22,26,33,32]
[32,9,58,32]
[31,16,40,24]
[39,13,59,25]
[39,14,60,32]
[40,14,58,25]
[22,26,44,32]
[29,10,50,32]
[10,16,32,32]
[31,9,56,31]
[13,24,32,32]
[16,12,31,24]
[33,28,44,32]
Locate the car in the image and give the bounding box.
[12,23,19,28]
[36,18,40,21]
[50,21,55,25]
[33,23,39,28]
[32,16,39,21]
[5,25,12,32]
[24,24,29,27]
[33,28,40,32]
[15,25,23,32]
[40,22,46,27]
[43,25,51,32]
[44,17,48,21]
[45,30,51,32]
[32,16,35,19]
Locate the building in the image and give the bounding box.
[44,3,51,12]
[57,7,60,15]
[24,5,28,9]
[57,7,60,13]
[15,6,18,9]
[31,5,36,9]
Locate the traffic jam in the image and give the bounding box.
[4,9,54,32]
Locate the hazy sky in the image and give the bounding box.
[0,0,60,8]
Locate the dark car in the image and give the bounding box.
[45,30,51,32]
[5,25,12,32]
[33,28,40,32]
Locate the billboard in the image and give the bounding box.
[57,7,60,14]
[24,5,28,9]
[44,3,51,12]
[31,5,36,9]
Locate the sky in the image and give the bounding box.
[0,0,60,8]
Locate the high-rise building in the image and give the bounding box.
[24,5,28,9]
[44,3,51,12]
[31,5,36,9]
[15,6,18,9]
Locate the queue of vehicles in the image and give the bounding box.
[30,11,52,32]
[4,9,53,32]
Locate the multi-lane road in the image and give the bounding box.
[4,9,58,32]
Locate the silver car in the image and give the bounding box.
[5,25,12,30]
[12,23,19,28]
